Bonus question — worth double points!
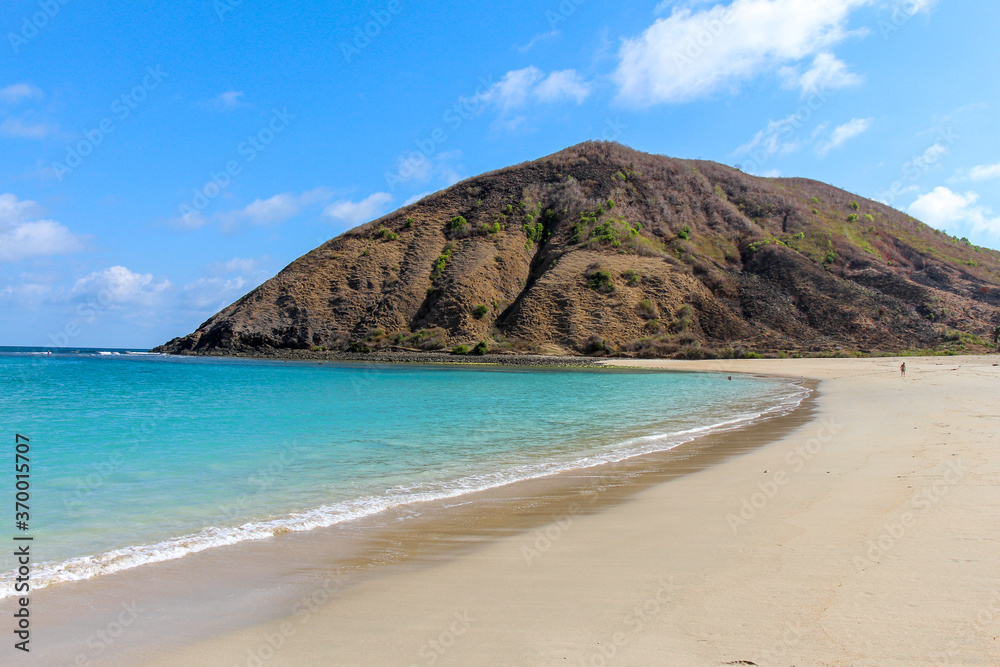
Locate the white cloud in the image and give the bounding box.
[170,209,209,230]
[386,150,464,190]
[810,121,830,139]
[0,270,60,308]
[614,0,868,106]
[435,150,464,186]
[403,192,433,206]
[0,193,86,262]
[168,188,332,231]
[205,90,247,112]
[0,192,43,224]
[515,30,559,53]
[182,276,249,310]
[816,117,872,156]
[239,193,303,225]
[533,70,592,104]
[393,152,433,184]
[474,66,591,110]
[909,187,975,226]
[881,184,919,201]
[780,52,862,95]
[0,84,43,104]
[0,117,56,139]
[494,115,528,133]
[739,113,873,169]
[478,67,543,110]
[890,0,936,14]
[323,192,393,226]
[920,142,949,164]
[208,257,269,275]
[70,266,171,307]
[908,186,1000,237]
[969,162,1000,181]
[735,113,804,160]
[466,67,591,134]
[182,256,271,311]
[0,281,53,306]
[0,220,85,262]
[873,142,949,205]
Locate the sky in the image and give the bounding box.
[1,0,998,348]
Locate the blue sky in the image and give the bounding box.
[1,0,997,348]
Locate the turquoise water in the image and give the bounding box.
[0,348,805,595]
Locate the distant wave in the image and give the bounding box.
[0,346,157,357]
[0,379,808,598]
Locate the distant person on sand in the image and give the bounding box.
[900,362,906,378]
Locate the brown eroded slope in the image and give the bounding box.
[155,142,1000,358]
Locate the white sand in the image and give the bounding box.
[143,356,1000,666]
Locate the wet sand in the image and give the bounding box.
[9,356,1000,665]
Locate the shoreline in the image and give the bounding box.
[0,364,798,604]
[1,368,811,665]
[148,355,998,666]
[7,355,999,665]
[149,346,1000,365]
[151,348,605,366]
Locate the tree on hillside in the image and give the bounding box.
[993,325,1000,351]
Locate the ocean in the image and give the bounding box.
[0,347,806,597]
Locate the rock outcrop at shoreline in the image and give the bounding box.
[155,142,1000,358]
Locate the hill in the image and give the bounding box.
[155,142,1000,358]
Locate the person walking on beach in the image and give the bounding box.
[900,362,906,378]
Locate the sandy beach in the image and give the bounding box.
[105,354,994,666]
[9,355,997,666]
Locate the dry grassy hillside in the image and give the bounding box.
[156,142,1000,358]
